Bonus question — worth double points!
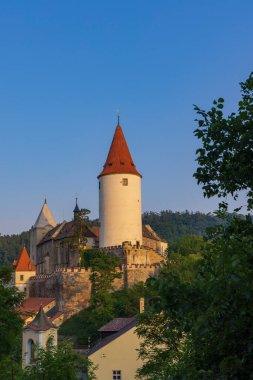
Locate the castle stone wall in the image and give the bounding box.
[29,268,93,320]
[29,246,164,320]
[124,264,161,287]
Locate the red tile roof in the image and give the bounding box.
[98,124,141,178]
[15,247,35,272]
[18,297,55,314]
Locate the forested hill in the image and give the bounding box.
[142,210,219,243]
[0,231,30,266]
[0,211,220,266]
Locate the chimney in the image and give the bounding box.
[139,297,145,313]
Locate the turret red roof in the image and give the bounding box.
[15,247,35,272]
[98,123,141,178]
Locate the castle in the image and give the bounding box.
[16,119,167,321]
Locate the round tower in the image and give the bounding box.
[98,118,142,248]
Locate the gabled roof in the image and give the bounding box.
[98,317,136,332]
[37,220,98,246]
[18,297,55,314]
[15,247,35,272]
[24,305,56,331]
[54,221,97,241]
[34,200,56,229]
[37,222,66,245]
[98,123,141,178]
[18,297,64,323]
[88,317,136,356]
[143,224,167,242]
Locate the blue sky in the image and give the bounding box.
[0,0,252,234]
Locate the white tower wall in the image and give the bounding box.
[99,173,142,247]
[22,328,57,368]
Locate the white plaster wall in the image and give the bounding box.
[99,174,142,247]
[15,270,35,296]
[22,328,57,367]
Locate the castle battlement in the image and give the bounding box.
[30,274,55,281]
[125,263,161,269]
[55,265,93,274]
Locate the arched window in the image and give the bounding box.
[26,339,35,364]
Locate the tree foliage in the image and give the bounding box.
[143,210,219,242]
[194,72,253,210]
[137,72,253,379]
[21,338,96,380]
[0,266,24,362]
[73,208,91,247]
[60,282,149,346]
[0,231,29,265]
[137,218,253,379]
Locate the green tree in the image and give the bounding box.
[0,266,24,361]
[194,72,253,210]
[73,208,91,247]
[60,249,123,345]
[21,338,97,380]
[137,252,203,379]
[168,234,205,257]
[137,72,253,379]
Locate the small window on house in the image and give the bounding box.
[122,178,128,186]
[20,275,24,281]
[99,182,101,189]
[113,370,121,380]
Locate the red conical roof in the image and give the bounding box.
[15,247,35,272]
[98,123,141,178]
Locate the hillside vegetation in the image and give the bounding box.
[0,231,30,266]
[142,210,219,242]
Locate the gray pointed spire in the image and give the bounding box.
[34,200,56,229]
[25,306,56,331]
[73,197,80,214]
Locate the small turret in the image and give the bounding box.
[13,246,35,296]
[22,305,57,367]
[73,197,80,219]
